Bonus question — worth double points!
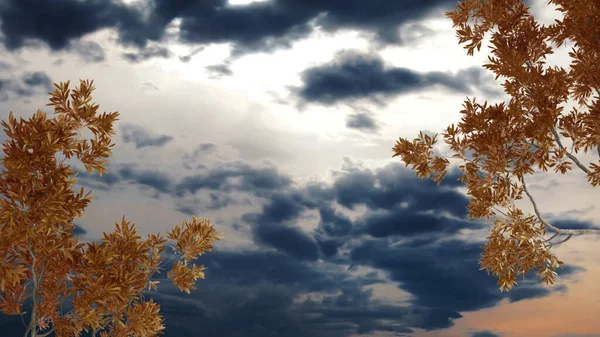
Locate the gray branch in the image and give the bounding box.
[551,128,591,175]
[521,177,600,234]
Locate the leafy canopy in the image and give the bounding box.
[392,0,600,292]
[0,80,222,337]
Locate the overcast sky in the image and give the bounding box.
[1,0,600,336]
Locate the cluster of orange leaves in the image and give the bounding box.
[0,80,222,337]
[393,0,600,291]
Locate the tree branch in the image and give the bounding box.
[555,234,573,244]
[26,236,38,337]
[551,128,591,174]
[521,176,600,234]
[525,141,559,154]
[541,231,560,243]
[23,325,31,337]
[36,328,54,337]
[582,0,600,159]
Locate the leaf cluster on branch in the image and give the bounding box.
[392,0,600,292]
[0,80,222,337]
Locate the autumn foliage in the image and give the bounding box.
[393,0,600,291]
[0,80,222,337]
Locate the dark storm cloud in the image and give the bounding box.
[142,250,415,337]
[0,157,588,337]
[237,163,472,265]
[0,0,121,50]
[0,248,410,337]
[230,161,584,331]
[152,0,460,56]
[549,219,600,230]
[253,222,321,261]
[120,123,174,149]
[0,71,53,101]
[318,206,352,237]
[332,163,468,217]
[0,0,460,60]
[360,209,482,238]
[242,190,323,260]
[348,237,569,314]
[294,51,486,106]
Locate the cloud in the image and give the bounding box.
[174,161,293,196]
[69,157,294,212]
[346,111,380,133]
[359,210,483,238]
[0,61,12,70]
[70,222,88,236]
[21,71,53,90]
[0,71,53,101]
[0,248,412,337]
[183,143,217,161]
[121,46,173,63]
[26,155,587,336]
[178,46,205,63]
[253,222,321,261]
[205,64,233,78]
[176,190,234,213]
[68,40,105,63]
[142,81,160,91]
[0,0,460,60]
[0,0,121,50]
[549,219,600,230]
[293,50,484,107]
[471,330,502,337]
[318,205,353,237]
[117,166,173,193]
[120,123,174,149]
[331,163,468,216]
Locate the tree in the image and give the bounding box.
[0,79,222,337]
[392,0,600,292]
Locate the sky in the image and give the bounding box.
[0,0,599,336]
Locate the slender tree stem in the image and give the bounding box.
[27,236,38,337]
